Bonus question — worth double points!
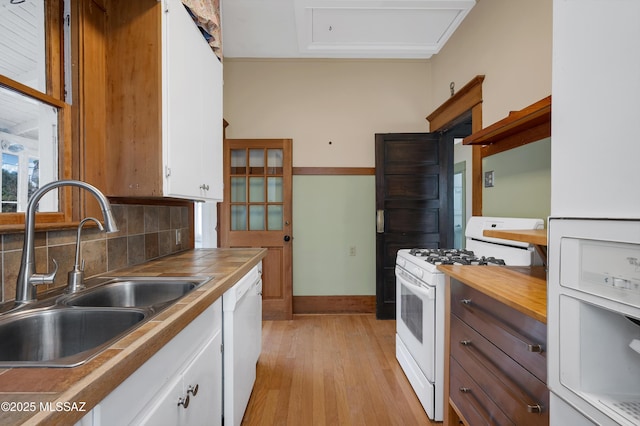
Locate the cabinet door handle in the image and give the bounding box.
[460,298,472,305]
[460,339,472,346]
[459,387,472,393]
[177,395,190,409]
[527,344,544,353]
[527,404,543,414]
[187,384,199,397]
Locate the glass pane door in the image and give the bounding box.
[230,148,284,231]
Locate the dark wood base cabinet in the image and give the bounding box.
[446,278,549,426]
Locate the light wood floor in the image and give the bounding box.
[242,314,436,425]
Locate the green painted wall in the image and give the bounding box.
[482,138,551,223]
[292,175,376,296]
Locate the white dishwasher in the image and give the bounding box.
[223,263,262,426]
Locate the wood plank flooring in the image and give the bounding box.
[242,314,436,425]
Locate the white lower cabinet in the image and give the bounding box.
[133,332,221,425]
[78,298,223,426]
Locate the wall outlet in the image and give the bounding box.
[349,246,356,256]
[484,170,495,187]
[175,229,182,245]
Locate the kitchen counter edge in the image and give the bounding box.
[0,248,267,426]
[437,265,547,323]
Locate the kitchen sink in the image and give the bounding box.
[60,277,209,309]
[0,307,147,367]
[0,276,211,367]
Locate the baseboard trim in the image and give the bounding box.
[293,295,376,314]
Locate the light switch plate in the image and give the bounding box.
[484,170,495,187]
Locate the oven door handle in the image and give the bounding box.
[396,269,436,300]
[423,285,435,300]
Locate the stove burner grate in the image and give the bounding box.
[407,248,506,266]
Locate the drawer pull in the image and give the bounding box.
[527,343,544,353]
[459,387,472,393]
[178,395,190,409]
[188,384,199,397]
[460,339,472,346]
[527,404,543,414]
[457,296,545,358]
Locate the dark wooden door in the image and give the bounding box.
[375,133,453,319]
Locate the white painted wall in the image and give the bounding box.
[429,0,553,125]
[223,59,431,168]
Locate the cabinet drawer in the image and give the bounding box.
[450,279,547,382]
[451,315,549,426]
[450,357,514,426]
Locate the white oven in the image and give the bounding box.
[395,257,444,421]
[395,216,544,421]
[548,219,640,426]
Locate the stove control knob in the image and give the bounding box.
[412,268,423,279]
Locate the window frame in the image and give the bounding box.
[0,0,73,228]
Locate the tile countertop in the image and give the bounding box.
[437,265,547,324]
[0,248,267,426]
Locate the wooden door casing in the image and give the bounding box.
[220,139,293,320]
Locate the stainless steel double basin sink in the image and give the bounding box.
[0,276,210,367]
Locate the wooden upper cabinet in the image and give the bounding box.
[83,0,223,201]
[463,95,551,158]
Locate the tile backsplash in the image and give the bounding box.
[0,203,192,302]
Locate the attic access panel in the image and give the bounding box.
[295,0,476,58]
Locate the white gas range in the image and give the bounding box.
[395,216,544,421]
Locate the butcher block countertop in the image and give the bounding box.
[437,265,547,323]
[483,228,548,246]
[0,248,266,426]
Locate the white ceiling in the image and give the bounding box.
[221,0,476,59]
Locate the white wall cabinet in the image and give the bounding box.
[78,298,223,426]
[101,0,223,201]
[161,0,223,201]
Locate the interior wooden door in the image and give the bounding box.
[220,139,293,320]
[375,133,453,319]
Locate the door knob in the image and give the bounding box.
[284,235,291,242]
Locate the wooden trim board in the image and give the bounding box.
[293,296,376,314]
[293,167,375,176]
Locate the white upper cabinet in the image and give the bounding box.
[95,0,223,202]
[162,0,223,201]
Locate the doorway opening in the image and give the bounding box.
[453,160,466,249]
[441,116,472,249]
